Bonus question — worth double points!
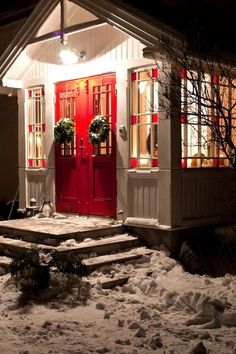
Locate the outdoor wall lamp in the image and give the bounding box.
[59,46,87,65]
[59,0,86,65]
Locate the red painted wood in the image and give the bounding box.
[55,74,117,217]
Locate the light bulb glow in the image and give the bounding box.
[59,49,78,65]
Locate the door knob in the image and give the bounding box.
[79,137,85,149]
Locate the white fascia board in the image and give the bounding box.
[2,78,23,89]
[0,0,59,81]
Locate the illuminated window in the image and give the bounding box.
[130,67,159,168]
[27,87,46,168]
[181,70,236,168]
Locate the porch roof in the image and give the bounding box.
[0,0,184,83]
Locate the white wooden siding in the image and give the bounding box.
[23,25,144,82]
[26,169,54,207]
[128,173,158,219]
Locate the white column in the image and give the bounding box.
[158,61,182,227]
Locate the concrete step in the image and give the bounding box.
[0,235,54,258]
[0,234,141,260]
[90,275,130,289]
[57,234,141,256]
[84,247,152,271]
[0,255,12,270]
[0,218,124,245]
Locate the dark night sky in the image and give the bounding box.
[0,0,39,26]
[1,0,236,53]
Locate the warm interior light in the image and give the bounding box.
[59,48,79,65]
[139,81,146,94]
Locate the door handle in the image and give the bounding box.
[79,137,85,149]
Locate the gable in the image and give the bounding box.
[0,0,184,85]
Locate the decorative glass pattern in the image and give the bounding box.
[130,67,159,168]
[58,89,76,156]
[92,84,112,155]
[181,71,236,168]
[27,87,46,168]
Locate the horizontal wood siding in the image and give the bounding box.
[128,174,158,219]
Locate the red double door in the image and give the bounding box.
[55,73,116,217]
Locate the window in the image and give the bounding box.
[92,83,112,156]
[27,86,46,168]
[130,67,159,168]
[181,70,236,168]
[58,88,76,156]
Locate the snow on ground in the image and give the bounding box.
[0,240,236,354]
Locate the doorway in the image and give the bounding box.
[55,73,117,217]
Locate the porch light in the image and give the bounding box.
[59,0,86,65]
[59,47,78,65]
[59,46,87,65]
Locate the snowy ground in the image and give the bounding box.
[0,241,236,354]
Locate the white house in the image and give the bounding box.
[1,0,235,251]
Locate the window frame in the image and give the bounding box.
[26,85,46,169]
[129,66,159,169]
[181,70,236,169]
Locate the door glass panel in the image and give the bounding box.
[58,89,76,156]
[92,84,112,156]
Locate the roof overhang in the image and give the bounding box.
[0,0,59,82]
[0,0,184,82]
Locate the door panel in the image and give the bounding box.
[55,74,116,217]
[55,81,78,212]
[88,75,116,216]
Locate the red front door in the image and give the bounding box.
[55,74,117,217]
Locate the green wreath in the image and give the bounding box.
[54,118,75,145]
[88,115,110,144]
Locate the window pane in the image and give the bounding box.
[139,125,151,158]
[130,67,158,168]
[139,70,151,80]
[132,82,138,115]
[27,87,45,168]
[139,115,151,124]
[139,81,151,113]
[153,81,159,112]
[131,125,138,157]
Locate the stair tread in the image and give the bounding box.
[0,235,54,250]
[0,219,123,238]
[0,255,12,267]
[90,275,130,289]
[57,234,140,253]
[84,247,152,268]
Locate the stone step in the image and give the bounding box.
[0,234,141,260]
[0,218,124,245]
[91,275,130,289]
[0,235,54,258]
[84,247,152,271]
[57,234,141,256]
[0,255,12,269]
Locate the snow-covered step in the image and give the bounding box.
[0,235,54,258]
[57,234,140,257]
[90,275,130,289]
[0,255,12,270]
[84,247,152,271]
[0,218,124,245]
